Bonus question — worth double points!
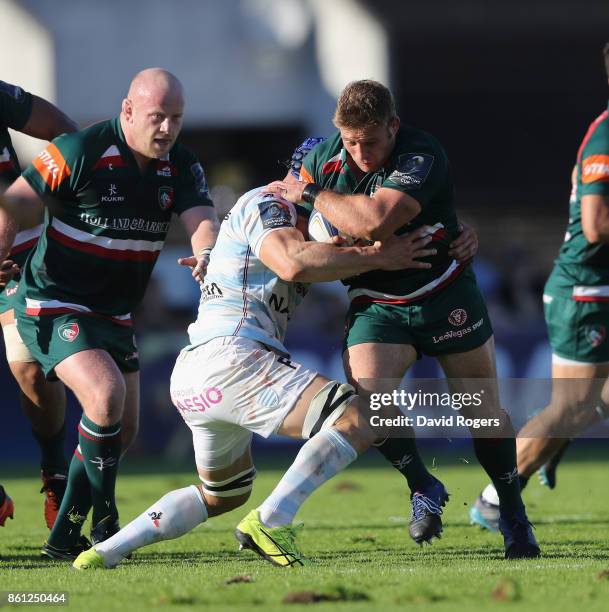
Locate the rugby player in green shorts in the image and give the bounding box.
[267,80,539,558]
[471,42,609,530]
[0,80,77,529]
[0,68,219,560]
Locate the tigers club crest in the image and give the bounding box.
[448,308,468,327]
[158,186,175,211]
[58,322,80,342]
[586,325,606,348]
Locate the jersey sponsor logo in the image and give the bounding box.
[389,153,434,188]
[156,160,177,177]
[101,183,126,203]
[173,387,223,413]
[581,155,609,183]
[32,143,71,191]
[190,162,210,197]
[258,198,293,230]
[432,317,483,344]
[0,80,24,101]
[6,284,18,297]
[80,213,171,234]
[448,308,467,327]
[586,325,606,348]
[269,293,289,314]
[299,166,315,183]
[58,322,80,342]
[158,186,175,210]
[201,282,224,301]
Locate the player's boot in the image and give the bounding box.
[90,515,120,545]
[499,509,541,559]
[73,547,108,570]
[408,476,449,544]
[41,535,91,561]
[40,471,67,530]
[0,485,15,526]
[538,440,571,490]
[235,509,311,567]
[469,492,500,532]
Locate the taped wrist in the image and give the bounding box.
[301,183,323,206]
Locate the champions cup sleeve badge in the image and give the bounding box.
[58,322,80,342]
[158,186,175,211]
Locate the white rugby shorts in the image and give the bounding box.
[170,336,316,470]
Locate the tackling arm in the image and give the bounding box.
[265,180,421,242]
[259,226,435,283]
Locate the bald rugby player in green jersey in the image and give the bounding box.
[0,68,219,560]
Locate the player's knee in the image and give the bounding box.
[202,489,251,517]
[198,467,256,518]
[8,360,44,394]
[85,380,126,422]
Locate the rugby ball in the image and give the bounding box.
[308,210,354,245]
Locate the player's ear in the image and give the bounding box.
[388,116,400,138]
[122,98,133,123]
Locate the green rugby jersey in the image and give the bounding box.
[301,128,460,303]
[549,104,609,300]
[18,116,213,323]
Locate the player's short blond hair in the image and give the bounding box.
[333,80,396,129]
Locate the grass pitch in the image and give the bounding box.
[1,449,609,611]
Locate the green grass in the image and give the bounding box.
[2,454,609,611]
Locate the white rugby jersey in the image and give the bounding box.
[187,187,308,354]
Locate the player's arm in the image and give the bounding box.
[178,205,221,284]
[258,225,435,283]
[581,195,609,243]
[0,177,45,263]
[266,180,419,242]
[20,95,78,140]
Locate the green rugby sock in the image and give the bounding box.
[33,424,68,475]
[47,447,92,548]
[78,414,122,527]
[374,436,433,492]
[473,436,524,516]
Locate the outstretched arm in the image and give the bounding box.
[258,225,435,283]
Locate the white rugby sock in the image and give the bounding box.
[95,485,207,567]
[258,428,358,528]
[481,483,500,506]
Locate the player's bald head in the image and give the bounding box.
[121,68,185,162]
[127,68,184,106]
